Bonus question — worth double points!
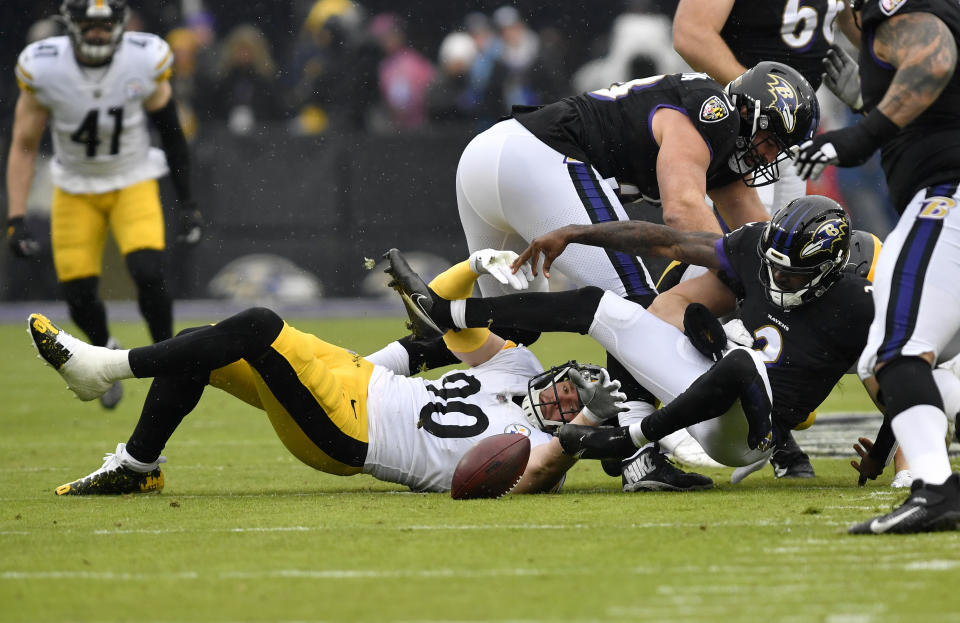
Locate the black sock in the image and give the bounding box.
[61,277,109,346]
[127,249,172,342]
[128,307,284,378]
[640,350,769,444]
[460,287,605,334]
[125,373,205,463]
[398,334,459,372]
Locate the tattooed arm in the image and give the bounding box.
[873,12,958,126]
[512,221,722,278]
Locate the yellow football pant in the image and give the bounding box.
[208,323,375,476]
[51,178,165,281]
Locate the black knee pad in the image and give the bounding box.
[220,307,285,339]
[876,356,943,418]
[61,276,99,307]
[713,348,757,384]
[125,249,166,285]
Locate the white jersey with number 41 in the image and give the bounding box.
[15,33,173,194]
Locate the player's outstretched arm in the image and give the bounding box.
[6,90,48,257]
[514,221,722,279]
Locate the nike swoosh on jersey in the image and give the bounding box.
[350,399,358,419]
[869,505,923,533]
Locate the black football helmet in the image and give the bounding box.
[521,361,601,431]
[61,0,128,66]
[725,61,820,187]
[757,195,851,309]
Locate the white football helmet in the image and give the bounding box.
[521,361,602,431]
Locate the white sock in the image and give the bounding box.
[627,422,650,448]
[618,401,654,447]
[102,349,133,381]
[116,442,166,472]
[449,299,468,329]
[891,405,952,485]
[363,341,411,376]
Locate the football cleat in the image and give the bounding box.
[890,469,914,489]
[659,429,724,469]
[56,443,166,496]
[769,430,815,478]
[99,337,124,410]
[27,313,115,401]
[621,444,714,492]
[383,248,445,339]
[849,473,960,534]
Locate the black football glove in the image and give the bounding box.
[794,109,900,181]
[6,216,41,257]
[176,200,204,245]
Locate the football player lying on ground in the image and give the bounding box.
[392,196,960,494]
[28,250,627,496]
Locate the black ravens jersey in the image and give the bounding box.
[716,223,874,428]
[859,0,960,211]
[513,73,743,205]
[721,0,848,90]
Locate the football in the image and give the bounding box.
[451,433,531,500]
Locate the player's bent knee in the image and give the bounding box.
[577,286,606,308]
[876,356,943,418]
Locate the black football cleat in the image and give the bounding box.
[556,424,638,460]
[770,430,815,478]
[56,444,165,496]
[849,473,960,534]
[383,249,446,339]
[621,444,715,492]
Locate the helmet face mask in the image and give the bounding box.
[521,361,597,431]
[757,196,851,309]
[61,0,128,66]
[725,61,819,187]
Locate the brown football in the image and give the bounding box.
[451,433,531,500]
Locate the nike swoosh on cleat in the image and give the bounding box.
[869,506,923,533]
[411,293,430,311]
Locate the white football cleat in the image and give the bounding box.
[27,313,116,401]
[659,429,724,469]
[891,469,914,489]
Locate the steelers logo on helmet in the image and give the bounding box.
[757,196,852,309]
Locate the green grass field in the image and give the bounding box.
[1,316,958,623]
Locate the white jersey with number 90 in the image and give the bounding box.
[14,33,173,194]
[364,345,554,492]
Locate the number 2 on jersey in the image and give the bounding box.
[70,107,123,157]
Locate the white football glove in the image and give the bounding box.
[793,138,838,181]
[722,318,756,349]
[822,46,863,113]
[469,249,534,291]
[568,367,627,424]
